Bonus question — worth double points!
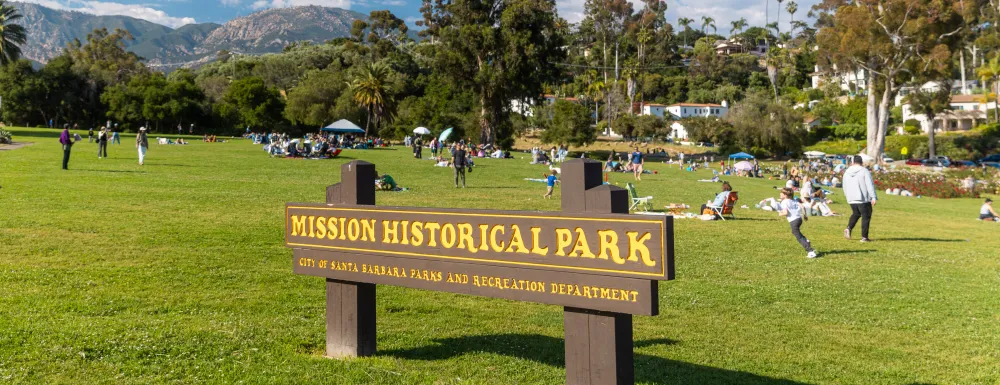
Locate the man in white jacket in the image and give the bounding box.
[842,155,878,242]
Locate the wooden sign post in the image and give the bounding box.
[286,159,675,384]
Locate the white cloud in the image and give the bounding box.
[556,0,819,36]
[250,0,351,10]
[20,0,196,28]
[219,0,241,6]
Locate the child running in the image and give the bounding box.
[778,188,818,258]
[543,170,559,199]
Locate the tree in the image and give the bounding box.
[215,77,285,132]
[540,100,597,147]
[775,0,784,34]
[420,0,566,146]
[0,0,27,66]
[816,0,963,159]
[700,16,715,35]
[786,1,798,35]
[285,70,355,128]
[906,85,951,158]
[726,90,806,155]
[349,62,395,137]
[977,56,1000,122]
[678,17,694,47]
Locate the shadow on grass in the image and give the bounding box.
[878,237,965,243]
[380,333,810,385]
[76,169,148,173]
[821,249,876,256]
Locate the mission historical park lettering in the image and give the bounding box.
[286,205,669,315]
[285,159,674,385]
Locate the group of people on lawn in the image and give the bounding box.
[60,124,149,169]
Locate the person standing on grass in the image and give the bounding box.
[631,146,644,180]
[136,127,149,165]
[97,127,108,159]
[843,155,877,242]
[543,170,559,198]
[88,127,94,143]
[111,125,120,144]
[59,125,76,170]
[678,152,684,169]
[779,188,818,259]
[452,143,467,188]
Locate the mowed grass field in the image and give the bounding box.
[1,127,998,385]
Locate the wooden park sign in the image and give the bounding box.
[286,159,675,384]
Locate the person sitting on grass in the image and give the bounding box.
[700,182,732,216]
[981,198,999,222]
[778,188,819,259]
[542,170,559,199]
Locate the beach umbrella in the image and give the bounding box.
[439,127,454,142]
[413,127,431,135]
[804,150,825,158]
[734,161,754,171]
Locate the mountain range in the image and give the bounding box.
[12,3,371,69]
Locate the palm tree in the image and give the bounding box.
[907,85,952,158]
[701,16,716,35]
[736,18,748,33]
[775,0,785,34]
[977,57,1000,122]
[677,17,693,48]
[349,62,394,138]
[0,0,28,66]
[786,1,798,31]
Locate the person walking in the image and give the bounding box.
[97,126,108,159]
[111,125,120,144]
[452,143,467,188]
[136,127,149,165]
[631,146,644,180]
[778,188,818,258]
[543,170,559,198]
[678,152,684,169]
[59,125,75,170]
[843,155,877,242]
[88,127,94,143]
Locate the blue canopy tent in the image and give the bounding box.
[321,119,365,134]
[728,152,755,160]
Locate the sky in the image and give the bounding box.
[18,0,818,33]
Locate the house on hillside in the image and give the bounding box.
[811,65,867,93]
[894,80,978,107]
[639,101,729,140]
[901,94,994,133]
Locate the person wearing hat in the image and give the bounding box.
[981,199,999,222]
[136,127,149,165]
[97,126,108,159]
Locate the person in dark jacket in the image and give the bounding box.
[97,127,108,159]
[59,126,75,170]
[136,127,149,165]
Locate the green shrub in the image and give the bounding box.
[0,129,11,144]
[833,124,866,140]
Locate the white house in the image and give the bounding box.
[639,102,728,140]
[510,94,558,117]
[811,65,867,93]
[665,102,728,119]
[901,94,993,133]
[894,80,978,107]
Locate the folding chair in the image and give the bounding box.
[626,183,653,212]
[708,191,739,220]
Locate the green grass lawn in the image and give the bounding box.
[1,127,998,385]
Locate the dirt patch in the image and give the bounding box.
[0,142,34,151]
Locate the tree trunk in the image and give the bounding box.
[865,75,879,158]
[869,77,893,160]
[995,79,999,123]
[479,92,491,145]
[960,49,968,95]
[924,115,936,158]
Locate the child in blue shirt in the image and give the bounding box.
[543,170,559,199]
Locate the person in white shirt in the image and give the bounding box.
[779,188,818,258]
[981,198,999,222]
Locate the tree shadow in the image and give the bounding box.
[4,129,64,139]
[877,238,965,243]
[379,333,811,385]
[76,169,148,173]
[820,249,876,256]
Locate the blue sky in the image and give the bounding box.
[19,0,816,34]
